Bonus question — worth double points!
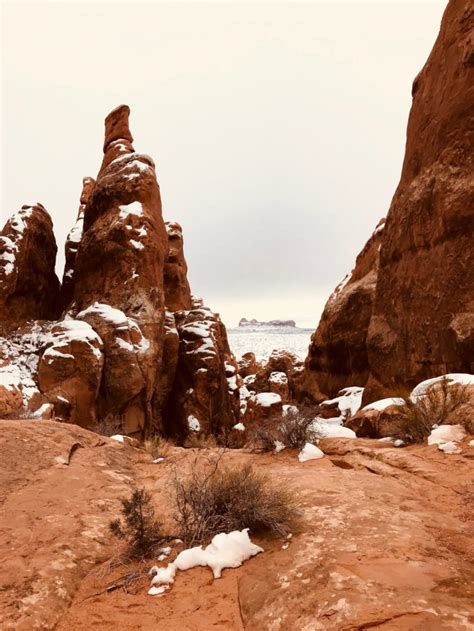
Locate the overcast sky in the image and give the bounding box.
[2,0,446,327]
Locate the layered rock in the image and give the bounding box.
[0,204,60,331]
[364,0,474,400]
[301,219,384,401]
[163,300,240,438]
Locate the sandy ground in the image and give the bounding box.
[1,421,473,630]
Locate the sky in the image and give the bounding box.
[1,0,447,327]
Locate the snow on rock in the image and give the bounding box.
[254,392,282,407]
[427,425,465,446]
[77,302,149,354]
[298,442,324,462]
[321,386,364,418]
[269,371,288,385]
[110,434,125,443]
[310,420,356,439]
[149,529,262,594]
[469,439,474,447]
[410,373,474,402]
[233,422,245,431]
[361,397,405,412]
[188,415,201,432]
[282,404,298,416]
[274,440,286,452]
[118,201,144,219]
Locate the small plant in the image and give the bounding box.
[247,406,320,452]
[277,406,319,448]
[110,488,162,559]
[398,378,471,442]
[173,455,298,546]
[183,432,218,449]
[96,414,123,437]
[143,435,173,459]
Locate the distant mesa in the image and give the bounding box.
[239,318,297,328]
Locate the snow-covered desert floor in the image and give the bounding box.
[227,327,313,361]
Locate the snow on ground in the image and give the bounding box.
[149,529,263,595]
[227,327,312,361]
[310,419,356,439]
[438,441,462,454]
[427,425,465,446]
[298,443,324,462]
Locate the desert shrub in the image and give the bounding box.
[110,488,162,559]
[247,422,279,452]
[143,435,173,459]
[96,414,123,437]
[248,406,320,452]
[277,406,320,448]
[173,456,297,546]
[398,378,471,442]
[183,432,218,449]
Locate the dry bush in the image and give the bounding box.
[398,379,471,442]
[277,406,320,448]
[247,406,320,452]
[110,488,163,560]
[183,432,218,449]
[143,435,174,459]
[96,414,123,437]
[173,455,297,546]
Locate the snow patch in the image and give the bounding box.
[427,425,465,446]
[254,392,281,407]
[298,443,324,462]
[149,529,262,594]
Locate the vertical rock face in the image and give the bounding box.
[163,222,192,312]
[0,204,60,331]
[364,0,474,400]
[60,177,95,311]
[301,0,473,404]
[69,104,169,434]
[301,219,385,400]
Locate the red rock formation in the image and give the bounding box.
[364,0,474,401]
[38,320,104,428]
[163,300,240,439]
[0,204,60,331]
[60,177,95,311]
[0,105,240,440]
[246,349,304,403]
[70,104,169,435]
[300,219,384,401]
[164,222,192,312]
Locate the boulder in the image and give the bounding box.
[38,320,104,428]
[238,352,261,378]
[248,349,304,403]
[0,204,60,331]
